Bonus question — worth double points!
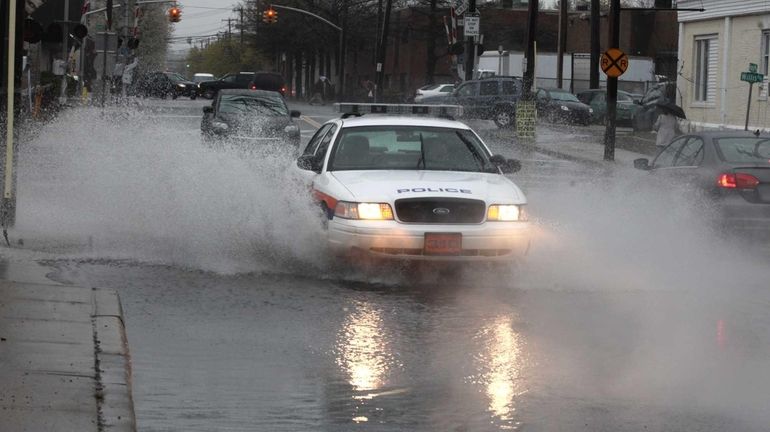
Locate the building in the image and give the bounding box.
[677,1,770,130]
[343,5,678,101]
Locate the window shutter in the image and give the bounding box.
[707,38,718,103]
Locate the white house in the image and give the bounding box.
[678,0,770,130]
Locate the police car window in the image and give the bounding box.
[653,137,689,168]
[302,124,332,156]
[480,81,498,96]
[315,124,338,160]
[674,138,704,167]
[328,126,492,172]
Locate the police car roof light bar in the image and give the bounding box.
[335,103,464,119]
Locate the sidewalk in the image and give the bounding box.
[530,124,656,166]
[0,259,136,432]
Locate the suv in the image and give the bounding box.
[198,72,256,99]
[421,77,523,128]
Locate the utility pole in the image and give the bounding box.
[236,6,243,47]
[375,0,382,81]
[375,0,393,102]
[602,0,620,161]
[224,17,234,40]
[59,0,70,103]
[464,0,477,81]
[523,0,538,99]
[590,0,600,89]
[556,0,567,89]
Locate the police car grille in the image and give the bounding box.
[395,198,486,223]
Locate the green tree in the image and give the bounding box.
[135,4,171,73]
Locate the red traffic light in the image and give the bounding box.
[168,7,182,22]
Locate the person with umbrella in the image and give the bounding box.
[653,101,685,152]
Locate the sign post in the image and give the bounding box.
[741,63,764,131]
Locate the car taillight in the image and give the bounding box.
[250,84,256,90]
[717,173,760,189]
[280,86,287,94]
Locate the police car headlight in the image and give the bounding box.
[335,201,394,220]
[560,105,570,111]
[487,204,526,221]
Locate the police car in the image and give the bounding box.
[295,103,530,261]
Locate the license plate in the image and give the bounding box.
[424,233,462,256]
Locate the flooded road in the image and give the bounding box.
[11,99,770,431]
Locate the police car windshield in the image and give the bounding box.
[328,126,494,172]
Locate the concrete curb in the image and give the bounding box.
[92,288,137,432]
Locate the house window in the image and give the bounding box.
[694,35,718,103]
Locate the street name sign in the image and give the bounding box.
[741,72,764,83]
[601,48,628,78]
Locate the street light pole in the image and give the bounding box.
[602,0,620,161]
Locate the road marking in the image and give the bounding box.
[300,115,322,128]
[155,115,201,118]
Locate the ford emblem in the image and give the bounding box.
[433,207,451,215]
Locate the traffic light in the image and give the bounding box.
[168,6,182,23]
[262,7,277,24]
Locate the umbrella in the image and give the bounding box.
[656,101,686,119]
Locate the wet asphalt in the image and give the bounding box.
[16,98,770,431]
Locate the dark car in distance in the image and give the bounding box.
[536,87,592,125]
[248,72,287,96]
[634,132,770,238]
[201,89,301,149]
[133,71,197,99]
[198,72,257,99]
[421,76,523,128]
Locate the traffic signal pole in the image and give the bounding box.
[590,0,599,89]
[602,0,620,161]
[523,0,538,99]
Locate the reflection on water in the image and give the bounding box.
[476,315,527,429]
[336,302,393,393]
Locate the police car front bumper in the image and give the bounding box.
[328,219,531,261]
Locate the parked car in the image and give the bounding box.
[421,76,524,128]
[632,81,677,131]
[536,87,592,125]
[133,71,197,99]
[633,131,770,238]
[201,89,301,149]
[414,83,454,102]
[192,73,214,84]
[576,89,640,125]
[198,72,256,99]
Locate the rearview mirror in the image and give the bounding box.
[634,158,650,170]
[297,154,320,172]
[203,106,213,114]
[290,110,301,118]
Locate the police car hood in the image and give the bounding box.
[330,170,525,204]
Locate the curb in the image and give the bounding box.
[92,288,137,432]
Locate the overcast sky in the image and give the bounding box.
[169,0,242,52]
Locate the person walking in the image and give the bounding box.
[653,111,679,152]
[121,57,139,99]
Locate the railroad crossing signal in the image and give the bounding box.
[263,7,278,24]
[168,6,182,23]
[601,48,628,78]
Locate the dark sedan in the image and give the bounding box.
[133,71,197,99]
[201,89,301,149]
[634,132,770,238]
[536,88,592,125]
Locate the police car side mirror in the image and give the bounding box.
[634,158,650,170]
[297,155,321,172]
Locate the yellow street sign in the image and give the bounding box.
[601,48,628,78]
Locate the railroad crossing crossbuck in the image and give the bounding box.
[601,48,628,78]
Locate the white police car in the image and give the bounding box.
[295,103,530,261]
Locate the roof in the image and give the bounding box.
[218,89,282,97]
[338,116,472,129]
